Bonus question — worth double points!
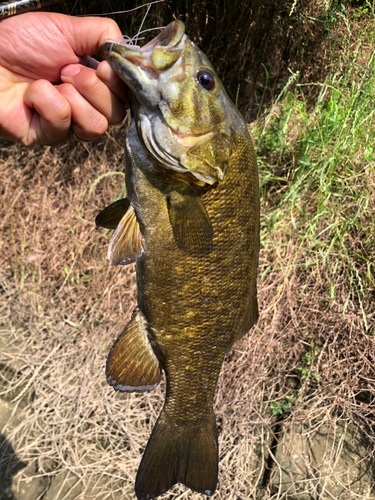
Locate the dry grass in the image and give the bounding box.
[1,118,374,499]
[1,3,375,498]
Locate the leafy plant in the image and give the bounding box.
[298,339,322,380]
[270,395,295,415]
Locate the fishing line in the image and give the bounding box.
[69,0,78,16]
[133,3,151,46]
[106,24,166,55]
[132,26,166,41]
[75,0,165,18]
[0,0,165,19]
[115,27,166,49]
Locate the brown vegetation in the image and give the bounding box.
[1,1,375,499]
[1,128,374,498]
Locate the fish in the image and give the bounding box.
[97,20,260,500]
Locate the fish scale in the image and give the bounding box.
[97,20,259,500]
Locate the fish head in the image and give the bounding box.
[100,21,232,186]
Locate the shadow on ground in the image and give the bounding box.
[0,433,26,500]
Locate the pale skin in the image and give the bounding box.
[0,12,129,145]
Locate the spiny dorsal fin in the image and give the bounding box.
[108,204,147,266]
[106,308,161,392]
[167,188,213,255]
[95,198,130,230]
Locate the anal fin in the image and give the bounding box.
[106,308,161,392]
[167,187,213,256]
[108,204,147,266]
[95,198,130,230]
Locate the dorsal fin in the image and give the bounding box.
[108,205,147,266]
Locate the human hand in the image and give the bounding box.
[0,12,128,145]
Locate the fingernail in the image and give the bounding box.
[61,64,81,78]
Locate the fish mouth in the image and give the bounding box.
[100,21,186,91]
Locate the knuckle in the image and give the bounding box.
[79,113,108,139]
[31,79,47,93]
[74,68,106,101]
[59,82,76,97]
[78,68,99,92]
[55,86,73,119]
[103,18,120,34]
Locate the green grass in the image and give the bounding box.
[254,5,375,329]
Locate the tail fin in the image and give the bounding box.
[135,411,218,499]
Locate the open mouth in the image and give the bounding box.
[100,20,186,74]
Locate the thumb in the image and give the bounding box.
[60,15,123,57]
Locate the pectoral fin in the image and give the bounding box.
[106,308,162,392]
[108,204,147,266]
[167,188,213,255]
[95,198,130,230]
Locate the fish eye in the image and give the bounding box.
[197,70,215,90]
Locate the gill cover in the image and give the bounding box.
[100,21,232,186]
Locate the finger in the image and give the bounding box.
[60,64,126,125]
[96,60,129,107]
[24,79,72,145]
[57,82,108,141]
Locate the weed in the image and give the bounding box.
[298,338,321,380]
[270,395,296,415]
[255,8,375,318]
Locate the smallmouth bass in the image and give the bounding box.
[97,20,260,500]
